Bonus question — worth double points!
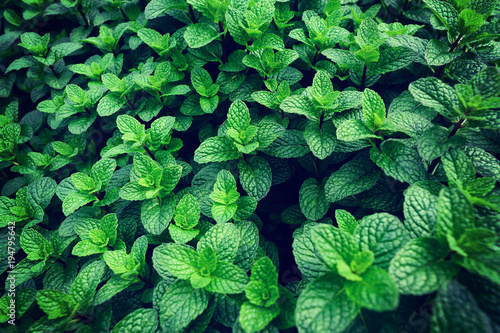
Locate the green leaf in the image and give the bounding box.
[436,187,475,240]
[431,280,491,333]
[159,280,209,333]
[152,243,199,280]
[345,267,399,311]
[311,224,358,269]
[238,156,272,201]
[403,184,438,238]
[36,289,75,320]
[184,23,220,48]
[20,228,51,260]
[362,88,386,130]
[350,251,374,275]
[295,273,359,333]
[194,136,241,163]
[417,126,466,162]
[336,119,381,142]
[370,140,428,184]
[62,191,96,216]
[441,148,475,188]
[120,181,158,201]
[368,46,416,75]
[455,251,500,284]
[304,121,337,159]
[197,222,240,264]
[465,177,496,197]
[111,308,158,333]
[227,100,251,133]
[299,178,329,221]
[425,0,459,35]
[261,130,310,158]
[205,261,249,294]
[457,9,483,35]
[469,67,500,99]
[357,213,408,269]
[408,77,460,120]
[70,260,106,310]
[174,194,200,229]
[239,302,280,333]
[325,160,380,203]
[103,250,136,274]
[116,115,145,142]
[145,0,187,19]
[280,95,316,121]
[335,210,358,235]
[141,195,176,235]
[311,70,335,106]
[90,158,117,189]
[71,172,95,192]
[425,39,462,66]
[97,94,125,117]
[389,237,460,295]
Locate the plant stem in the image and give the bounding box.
[137,274,154,288]
[188,4,197,23]
[435,33,463,78]
[77,5,89,29]
[142,144,155,160]
[49,65,59,79]
[360,64,367,90]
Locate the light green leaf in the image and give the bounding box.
[335,210,358,235]
[345,267,399,311]
[362,88,385,130]
[62,191,96,216]
[311,224,358,269]
[357,213,408,269]
[36,289,75,320]
[403,184,438,238]
[194,136,241,163]
[296,273,359,333]
[336,119,381,141]
[159,280,209,333]
[436,187,475,240]
[239,302,280,333]
[152,243,199,280]
[184,23,221,48]
[97,94,125,117]
[205,261,249,294]
[197,222,240,264]
[141,195,176,235]
[441,148,475,188]
[425,39,462,66]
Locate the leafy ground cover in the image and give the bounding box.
[1,0,500,332]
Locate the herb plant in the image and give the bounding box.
[1,0,500,332]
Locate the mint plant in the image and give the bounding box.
[1,0,500,332]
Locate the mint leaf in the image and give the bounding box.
[111,308,158,333]
[296,273,359,333]
[408,77,460,120]
[325,160,380,203]
[141,195,176,235]
[36,289,75,320]
[299,178,329,221]
[345,267,399,311]
[184,23,220,48]
[197,222,240,263]
[311,224,358,270]
[431,280,491,333]
[238,157,272,201]
[442,148,475,188]
[303,121,337,159]
[404,184,438,238]
[362,88,386,130]
[389,237,460,295]
[357,213,408,269]
[152,243,199,280]
[194,136,241,163]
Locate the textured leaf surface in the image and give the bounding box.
[325,160,380,203]
[299,178,329,221]
[357,213,408,269]
[238,157,272,201]
[389,238,460,295]
[304,121,337,159]
[296,273,359,333]
[111,308,158,333]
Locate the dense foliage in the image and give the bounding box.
[1,0,500,331]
